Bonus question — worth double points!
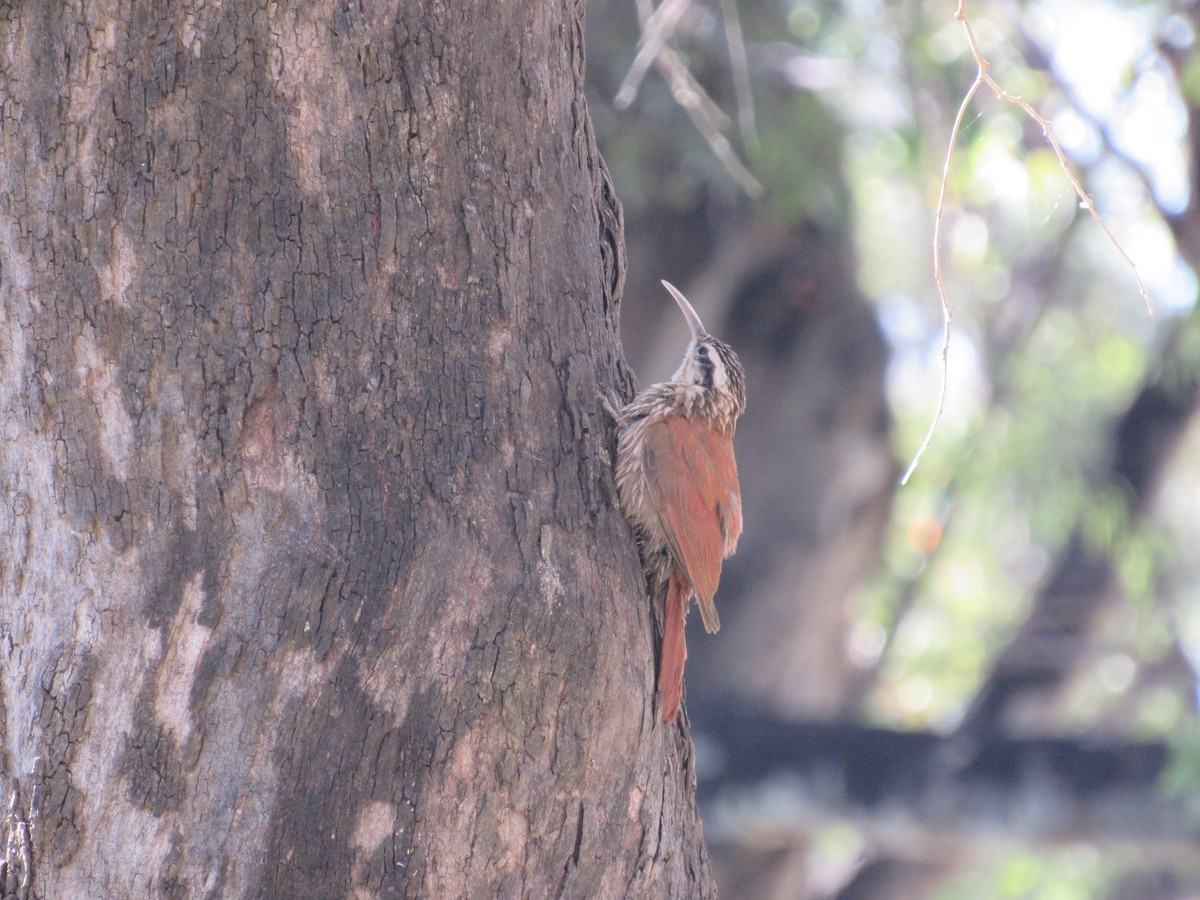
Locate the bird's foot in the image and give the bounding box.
[599,389,625,424]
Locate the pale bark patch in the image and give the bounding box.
[266,7,356,197]
[154,571,212,743]
[95,224,134,308]
[350,798,399,894]
[179,0,223,57]
[73,333,134,481]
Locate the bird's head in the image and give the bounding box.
[663,281,746,430]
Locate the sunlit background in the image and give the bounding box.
[588,0,1200,895]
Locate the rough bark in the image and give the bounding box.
[0,3,714,898]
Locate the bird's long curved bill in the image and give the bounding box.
[661,280,707,340]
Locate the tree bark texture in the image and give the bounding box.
[0,3,714,897]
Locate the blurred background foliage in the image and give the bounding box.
[587,0,1200,895]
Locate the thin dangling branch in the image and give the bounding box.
[902,0,1153,485]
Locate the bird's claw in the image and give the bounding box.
[599,389,625,423]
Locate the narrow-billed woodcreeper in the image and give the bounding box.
[610,281,746,723]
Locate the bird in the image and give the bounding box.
[607,280,746,724]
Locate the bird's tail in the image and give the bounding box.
[658,573,690,723]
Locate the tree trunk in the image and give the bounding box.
[0,3,713,897]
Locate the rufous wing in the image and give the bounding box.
[642,415,742,634]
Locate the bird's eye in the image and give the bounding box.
[697,345,710,358]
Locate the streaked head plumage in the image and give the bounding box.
[661,281,746,431]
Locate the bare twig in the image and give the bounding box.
[901,72,982,485]
[617,0,762,198]
[958,8,1151,313]
[720,0,760,155]
[902,0,1153,485]
[615,0,693,109]
[656,45,734,131]
[664,59,764,196]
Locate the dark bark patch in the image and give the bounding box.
[156,829,188,900]
[33,648,96,868]
[255,656,427,897]
[119,686,186,817]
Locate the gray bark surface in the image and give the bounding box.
[0,3,713,897]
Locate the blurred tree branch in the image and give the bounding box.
[696,698,1200,861]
